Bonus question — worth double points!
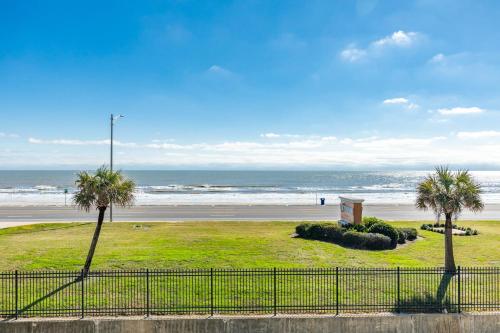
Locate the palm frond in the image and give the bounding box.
[415,166,484,218]
[73,165,135,211]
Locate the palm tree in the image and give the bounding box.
[416,166,483,273]
[74,166,135,276]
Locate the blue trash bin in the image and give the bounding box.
[320,198,325,205]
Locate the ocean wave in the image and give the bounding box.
[34,185,58,191]
[136,184,283,193]
[4,191,500,206]
[3,170,500,205]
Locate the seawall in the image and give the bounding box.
[1,313,499,333]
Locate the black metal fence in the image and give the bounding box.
[1,267,499,318]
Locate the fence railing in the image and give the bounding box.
[0,267,499,318]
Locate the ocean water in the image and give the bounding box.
[1,170,500,206]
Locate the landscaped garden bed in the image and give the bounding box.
[420,223,479,236]
[295,217,418,250]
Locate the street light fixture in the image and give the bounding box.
[110,114,124,222]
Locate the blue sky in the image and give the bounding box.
[2,0,500,169]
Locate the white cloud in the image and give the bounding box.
[437,107,485,116]
[207,65,234,77]
[14,134,456,167]
[457,131,500,139]
[372,31,419,48]
[260,133,281,138]
[260,133,304,139]
[29,138,106,145]
[340,30,421,62]
[430,53,445,63]
[19,133,500,168]
[340,45,367,62]
[0,132,19,138]
[382,97,419,110]
[383,97,409,105]
[28,138,138,147]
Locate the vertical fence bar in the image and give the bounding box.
[14,270,18,319]
[335,267,339,315]
[457,266,461,313]
[80,270,84,318]
[273,267,277,316]
[146,269,150,317]
[397,267,400,313]
[210,268,214,316]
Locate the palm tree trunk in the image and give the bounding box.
[444,213,456,273]
[82,207,106,277]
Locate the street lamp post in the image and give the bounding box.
[110,114,124,222]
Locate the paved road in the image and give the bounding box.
[0,204,498,228]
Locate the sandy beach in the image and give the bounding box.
[0,203,497,229]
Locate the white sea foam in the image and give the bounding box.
[1,170,500,206]
[3,191,500,206]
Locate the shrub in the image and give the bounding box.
[342,231,392,250]
[323,225,345,242]
[308,224,326,239]
[295,221,416,251]
[397,229,406,244]
[299,223,336,240]
[472,229,478,235]
[367,222,399,248]
[362,233,393,250]
[345,223,367,232]
[420,223,433,231]
[295,223,311,238]
[400,228,418,241]
[363,216,385,229]
[342,231,366,249]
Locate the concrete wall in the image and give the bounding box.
[1,314,499,333]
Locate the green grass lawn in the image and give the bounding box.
[1,220,499,271]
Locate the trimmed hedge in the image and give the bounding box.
[295,223,311,238]
[343,231,392,250]
[399,228,418,241]
[323,224,344,242]
[419,223,479,236]
[345,223,367,232]
[296,219,418,250]
[362,216,385,229]
[308,224,326,240]
[296,222,393,250]
[397,229,406,244]
[367,222,399,248]
[363,233,393,250]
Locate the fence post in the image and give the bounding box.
[457,266,461,313]
[336,267,339,315]
[273,267,277,316]
[146,269,150,317]
[396,267,401,313]
[80,270,85,318]
[210,268,214,316]
[14,270,18,319]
